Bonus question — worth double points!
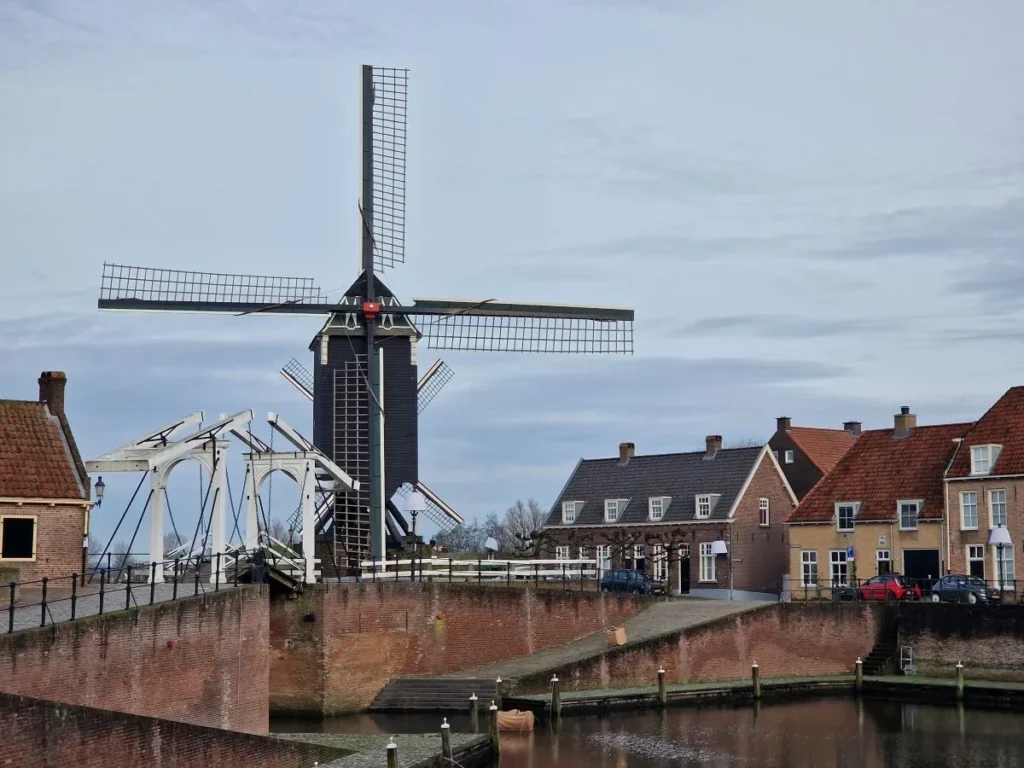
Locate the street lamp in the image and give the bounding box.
[710,538,732,601]
[405,491,426,546]
[94,476,105,507]
[989,524,1012,592]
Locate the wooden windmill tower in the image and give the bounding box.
[97,65,635,571]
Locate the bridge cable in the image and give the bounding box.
[88,472,147,582]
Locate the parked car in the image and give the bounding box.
[856,574,922,602]
[929,574,1001,604]
[600,569,665,596]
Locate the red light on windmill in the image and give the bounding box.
[362,301,381,320]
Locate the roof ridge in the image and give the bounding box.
[581,445,763,463]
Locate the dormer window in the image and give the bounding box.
[971,445,1002,476]
[604,499,625,523]
[898,499,921,531]
[561,501,580,524]
[649,497,669,521]
[836,502,859,532]
[695,494,712,518]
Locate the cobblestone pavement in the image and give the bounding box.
[278,732,488,767]
[3,580,244,633]
[451,597,769,681]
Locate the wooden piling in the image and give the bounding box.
[469,693,479,733]
[657,667,667,707]
[489,702,501,758]
[386,737,398,768]
[441,718,453,762]
[751,662,761,700]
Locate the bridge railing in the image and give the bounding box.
[357,556,600,585]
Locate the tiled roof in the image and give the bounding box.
[0,400,87,500]
[787,427,859,473]
[946,386,1024,479]
[787,422,971,524]
[544,446,763,527]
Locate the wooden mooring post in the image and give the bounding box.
[441,718,453,762]
[551,674,561,720]
[658,667,667,708]
[386,737,398,768]
[489,702,501,758]
[469,693,479,733]
[751,662,761,700]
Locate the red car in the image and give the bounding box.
[856,574,922,602]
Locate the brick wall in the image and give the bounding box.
[514,602,884,693]
[946,478,1024,578]
[898,603,1024,680]
[728,454,793,594]
[270,583,643,714]
[0,692,346,768]
[0,501,85,581]
[0,586,270,733]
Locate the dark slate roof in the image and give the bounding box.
[544,446,764,527]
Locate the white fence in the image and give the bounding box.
[357,556,599,583]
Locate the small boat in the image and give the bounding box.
[497,709,535,732]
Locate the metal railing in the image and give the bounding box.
[786,575,1022,604]
[355,555,601,587]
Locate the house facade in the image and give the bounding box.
[769,416,860,500]
[541,435,797,600]
[785,406,969,599]
[0,372,92,581]
[944,386,1024,589]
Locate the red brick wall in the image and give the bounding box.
[0,693,345,768]
[0,501,85,581]
[0,586,270,733]
[514,602,884,693]
[946,478,1024,578]
[270,583,643,714]
[728,454,793,594]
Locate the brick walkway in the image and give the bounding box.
[4,580,243,634]
[451,598,769,680]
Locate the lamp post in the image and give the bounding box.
[989,524,1012,594]
[405,492,426,574]
[94,476,105,507]
[710,538,730,600]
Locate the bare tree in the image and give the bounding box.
[163,532,183,556]
[502,499,547,557]
[434,522,486,553]
[725,438,764,448]
[266,518,290,544]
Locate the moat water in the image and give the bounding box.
[271,697,1024,767]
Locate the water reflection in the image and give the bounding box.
[271,698,1024,768]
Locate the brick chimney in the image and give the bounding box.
[618,442,635,464]
[776,416,791,433]
[39,371,68,415]
[843,421,862,436]
[705,435,722,458]
[893,406,916,438]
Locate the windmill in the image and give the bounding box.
[96,64,635,571]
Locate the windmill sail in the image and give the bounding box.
[368,67,408,272]
[416,360,454,413]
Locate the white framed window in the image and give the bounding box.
[555,545,570,560]
[971,444,1001,476]
[677,543,690,558]
[801,550,818,587]
[994,544,1015,590]
[0,515,38,561]
[836,502,858,532]
[649,497,667,521]
[561,500,579,524]
[784,450,794,464]
[759,497,770,527]
[898,500,920,531]
[968,545,985,579]
[989,489,1007,528]
[877,549,891,575]
[830,550,849,587]
[652,543,667,580]
[699,542,716,582]
[695,495,712,518]
[773,450,779,462]
[596,545,612,574]
[578,546,589,561]
[604,499,621,523]
[960,491,978,530]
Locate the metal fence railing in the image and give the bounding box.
[785,575,1021,605]
[356,556,603,589]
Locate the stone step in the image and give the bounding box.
[370,678,499,711]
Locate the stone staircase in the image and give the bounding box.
[863,614,899,675]
[370,678,499,712]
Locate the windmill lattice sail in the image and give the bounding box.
[370,67,408,272]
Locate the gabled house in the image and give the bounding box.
[0,372,92,581]
[785,406,969,598]
[542,435,797,600]
[944,386,1024,588]
[769,416,860,500]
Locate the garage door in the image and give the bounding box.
[903,549,940,586]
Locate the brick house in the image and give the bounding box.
[0,372,92,581]
[785,405,969,599]
[769,416,860,500]
[541,436,797,600]
[944,386,1024,589]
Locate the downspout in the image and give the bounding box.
[944,438,965,575]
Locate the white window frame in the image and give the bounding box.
[561,500,579,524]
[698,542,716,583]
[0,515,39,562]
[596,544,612,575]
[695,494,712,519]
[898,499,921,531]
[876,549,891,575]
[604,499,621,523]
[835,502,858,532]
[971,444,1001,476]
[759,497,770,527]
[801,550,818,587]
[989,489,1007,528]
[968,545,985,578]
[555,545,570,561]
[578,546,589,561]
[994,544,1015,590]
[649,496,667,522]
[652,543,667,580]
[830,549,849,588]
[960,491,978,531]
[784,450,794,464]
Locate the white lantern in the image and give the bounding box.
[710,540,729,556]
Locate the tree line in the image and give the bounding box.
[434,498,547,556]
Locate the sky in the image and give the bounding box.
[1,1,1022,546]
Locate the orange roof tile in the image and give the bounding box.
[947,386,1024,479]
[787,422,971,524]
[787,426,859,474]
[0,400,87,500]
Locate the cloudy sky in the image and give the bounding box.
[2,1,1022,545]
